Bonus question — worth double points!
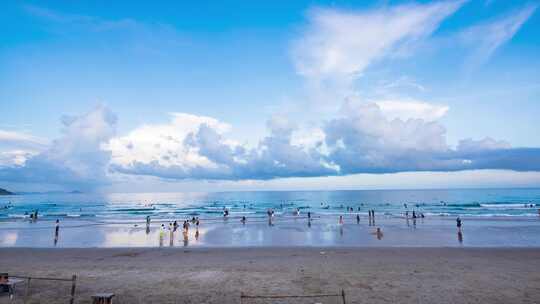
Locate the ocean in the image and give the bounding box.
[2,188,540,248]
[1,188,540,222]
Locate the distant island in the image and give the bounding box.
[0,187,14,195]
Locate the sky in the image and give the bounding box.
[1,0,540,192]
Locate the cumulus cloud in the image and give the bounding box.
[1,104,539,186]
[324,101,450,173]
[110,102,540,181]
[0,106,117,189]
[112,113,335,180]
[323,102,540,173]
[292,1,464,90]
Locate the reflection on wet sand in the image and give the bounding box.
[3,213,540,248]
[372,227,383,240]
[183,231,189,247]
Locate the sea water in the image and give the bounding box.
[1,188,539,222]
[1,189,540,247]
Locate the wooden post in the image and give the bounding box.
[341,289,346,304]
[23,277,31,304]
[69,275,77,304]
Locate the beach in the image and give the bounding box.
[2,190,540,303]
[1,247,539,303]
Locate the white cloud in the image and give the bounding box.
[1,105,539,186]
[111,113,335,180]
[292,1,464,91]
[459,3,538,70]
[0,150,36,166]
[0,130,48,147]
[0,129,49,166]
[375,99,449,121]
[0,106,117,189]
[108,113,230,170]
[457,137,511,152]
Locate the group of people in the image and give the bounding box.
[405,210,425,219]
[157,216,201,247]
[26,209,39,221]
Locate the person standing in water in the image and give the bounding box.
[339,215,344,225]
[456,216,462,232]
[169,223,174,246]
[356,214,360,224]
[146,216,151,233]
[159,224,165,247]
[54,219,60,245]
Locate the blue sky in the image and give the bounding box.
[1,0,540,192]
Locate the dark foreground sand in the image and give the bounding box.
[1,247,540,303]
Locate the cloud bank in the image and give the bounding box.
[1,105,539,186]
[0,106,117,189]
[106,102,540,181]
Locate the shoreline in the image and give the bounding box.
[2,215,540,248]
[1,247,539,303]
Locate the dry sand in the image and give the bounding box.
[1,247,540,303]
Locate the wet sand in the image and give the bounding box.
[1,247,540,303]
[3,215,540,248]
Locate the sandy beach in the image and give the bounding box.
[1,247,539,303]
